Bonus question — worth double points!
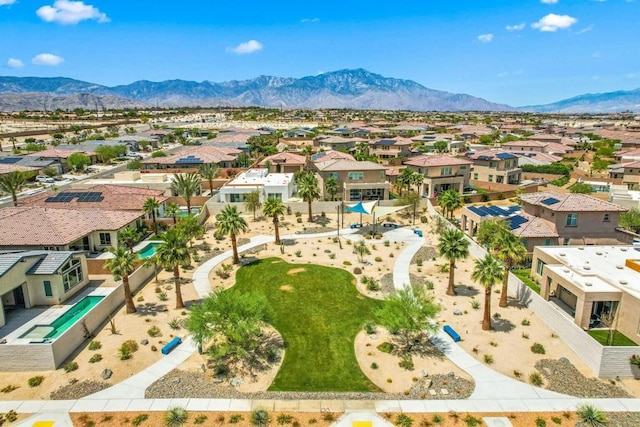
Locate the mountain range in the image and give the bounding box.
[0,69,638,113]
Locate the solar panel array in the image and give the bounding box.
[0,157,22,164]
[467,205,521,217]
[175,155,204,164]
[507,215,529,230]
[541,197,560,206]
[45,191,104,203]
[496,152,517,160]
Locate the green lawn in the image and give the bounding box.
[232,257,382,392]
[588,329,638,346]
[512,269,540,294]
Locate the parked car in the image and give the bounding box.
[126,152,143,160]
[35,175,55,183]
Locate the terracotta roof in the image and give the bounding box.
[315,159,386,172]
[545,142,572,154]
[0,207,142,246]
[0,164,39,174]
[259,152,306,166]
[403,155,473,167]
[519,191,627,212]
[465,149,518,161]
[141,146,240,165]
[312,150,356,162]
[21,185,168,211]
[315,136,365,144]
[511,212,559,239]
[370,136,414,146]
[502,140,548,148]
[26,148,96,158]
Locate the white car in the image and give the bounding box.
[35,175,55,183]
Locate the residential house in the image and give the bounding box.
[283,128,315,138]
[26,148,97,173]
[368,137,414,159]
[501,140,549,153]
[403,155,473,198]
[314,159,389,201]
[218,169,295,203]
[258,152,306,174]
[0,251,90,327]
[0,207,143,252]
[464,149,522,185]
[313,136,364,151]
[312,150,356,163]
[141,146,241,172]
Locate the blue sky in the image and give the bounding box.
[0,0,638,106]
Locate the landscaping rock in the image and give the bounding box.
[421,370,429,378]
[50,380,109,400]
[453,309,463,315]
[140,339,149,346]
[101,369,113,380]
[535,359,630,398]
[229,377,243,387]
[368,334,378,340]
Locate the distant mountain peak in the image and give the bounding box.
[522,87,640,113]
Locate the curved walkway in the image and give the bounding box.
[9,225,640,424]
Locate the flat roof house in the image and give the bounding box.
[315,159,389,201]
[403,155,473,198]
[218,169,295,203]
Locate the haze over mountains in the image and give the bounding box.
[0,69,638,113]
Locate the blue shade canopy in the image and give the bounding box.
[346,201,370,214]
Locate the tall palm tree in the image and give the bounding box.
[0,171,26,206]
[165,202,181,225]
[325,175,339,201]
[472,254,504,331]
[263,197,286,244]
[156,227,191,309]
[494,231,527,308]
[176,213,203,247]
[397,168,415,196]
[215,205,248,264]
[117,226,140,253]
[199,163,218,196]
[142,197,161,236]
[170,172,201,214]
[244,190,262,220]
[8,137,16,150]
[410,171,424,195]
[437,228,470,296]
[141,254,161,292]
[104,247,139,314]
[297,172,320,222]
[438,189,462,219]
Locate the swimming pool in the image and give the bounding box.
[20,295,104,340]
[137,242,160,259]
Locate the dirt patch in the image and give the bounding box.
[279,285,293,292]
[287,268,306,275]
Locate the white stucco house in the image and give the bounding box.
[218,168,296,202]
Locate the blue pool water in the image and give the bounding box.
[20,296,104,340]
[138,242,160,259]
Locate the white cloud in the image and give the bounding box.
[301,18,319,23]
[576,25,593,35]
[7,58,23,68]
[36,0,109,25]
[532,13,577,32]
[0,0,17,5]
[477,33,494,43]
[541,0,558,3]
[32,53,64,66]
[506,23,525,31]
[227,40,263,55]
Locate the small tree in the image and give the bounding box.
[104,247,138,314]
[117,227,140,253]
[297,172,320,222]
[176,213,204,247]
[263,197,286,244]
[472,254,504,331]
[142,197,161,236]
[199,163,219,196]
[0,171,27,206]
[325,175,339,201]
[165,202,181,225]
[156,227,191,309]
[438,228,470,296]
[353,240,371,263]
[170,173,201,214]
[67,153,91,172]
[570,182,594,194]
[215,205,248,264]
[244,190,262,221]
[619,208,640,234]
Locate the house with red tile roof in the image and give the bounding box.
[463,149,522,185]
[258,152,306,173]
[403,155,473,198]
[26,148,98,173]
[141,145,241,172]
[368,137,414,159]
[314,159,389,201]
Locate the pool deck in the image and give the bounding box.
[0,287,115,345]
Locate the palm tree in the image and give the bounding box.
[437,228,470,296]
[494,231,527,308]
[176,213,203,247]
[8,137,16,150]
[165,202,181,225]
[244,190,262,220]
[410,171,424,194]
[325,175,339,201]
[263,197,286,244]
[170,172,201,214]
[438,190,462,219]
[141,254,161,292]
[104,247,139,314]
[297,172,320,222]
[472,254,503,331]
[117,226,140,253]
[143,197,161,236]
[397,168,415,196]
[156,227,191,309]
[215,205,248,264]
[199,163,218,196]
[0,171,26,206]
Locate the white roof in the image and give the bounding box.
[227,169,293,187]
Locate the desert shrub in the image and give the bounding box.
[328,253,336,259]
[371,362,379,369]
[377,342,394,353]
[119,339,139,360]
[1,385,18,393]
[132,414,149,426]
[28,376,44,387]
[147,326,162,337]
[522,332,530,339]
[361,275,380,291]
[416,258,423,267]
[426,281,434,290]
[483,354,494,364]
[521,318,531,326]
[296,218,302,223]
[463,415,482,427]
[395,413,413,427]
[399,355,414,370]
[63,361,78,373]
[550,416,562,424]
[576,404,607,426]
[535,418,546,427]
[529,371,544,386]
[343,260,352,266]
[276,413,293,425]
[384,240,390,247]
[470,299,480,309]
[165,407,188,427]
[353,267,362,275]
[364,321,377,334]
[168,318,181,330]
[251,409,270,426]
[322,413,336,422]
[88,340,102,350]
[294,250,302,257]
[229,414,243,423]
[432,414,443,423]
[158,292,168,301]
[4,410,17,422]
[194,415,208,425]
[420,215,428,223]
[531,343,546,354]
[89,354,103,363]
[375,256,383,262]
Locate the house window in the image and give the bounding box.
[488,175,494,183]
[473,173,478,180]
[43,280,52,297]
[460,165,467,170]
[62,259,83,292]
[545,239,551,246]
[563,238,570,245]
[99,233,111,245]
[440,167,452,176]
[566,213,578,227]
[267,193,282,200]
[347,172,364,181]
[604,214,610,222]
[329,172,338,179]
[536,259,546,275]
[489,161,495,168]
[522,239,528,248]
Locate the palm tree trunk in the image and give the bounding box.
[273,216,280,245]
[173,265,184,309]
[208,178,213,196]
[11,193,17,207]
[152,211,158,236]
[483,286,493,330]
[123,275,137,314]
[499,263,509,308]
[172,215,177,225]
[186,198,191,215]
[446,260,456,296]
[307,198,313,222]
[231,233,239,264]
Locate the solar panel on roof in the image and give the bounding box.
[541,197,560,206]
[496,152,517,160]
[508,215,528,229]
[0,157,22,164]
[468,206,487,217]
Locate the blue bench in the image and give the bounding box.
[350,223,363,229]
[161,337,182,355]
[443,325,461,342]
[383,223,399,229]
[413,229,423,237]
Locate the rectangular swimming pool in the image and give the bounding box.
[20,295,104,340]
[137,242,160,259]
